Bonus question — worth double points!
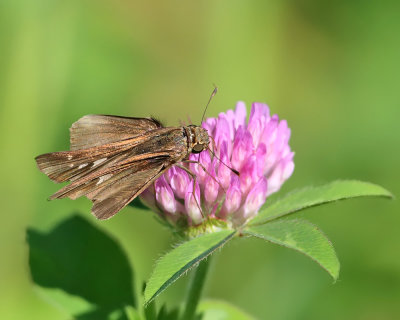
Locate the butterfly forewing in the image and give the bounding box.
[35,138,144,183]
[70,115,162,150]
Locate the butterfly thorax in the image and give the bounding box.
[184,125,210,154]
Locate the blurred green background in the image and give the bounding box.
[1,0,399,319]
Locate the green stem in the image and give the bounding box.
[181,256,212,320]
[144,298,156,320]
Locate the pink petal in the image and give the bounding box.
[155,176,177,214]
[231,127,254,171]
[217,142,232,189]
[204,174,219,205]
[249,102,270,127]
[220,176,242,219]
[169,166,190,199]
[234,101,247,130]
[184,181,203,225]
[243,177,268,220]
[239,156,258,195]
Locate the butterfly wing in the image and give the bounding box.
[35,137,147,183]
[70,115,162,150]
[51,155,170,219]
[88,158,168,219]
[36,125,188,220]
[38,151,172,219]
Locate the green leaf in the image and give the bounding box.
[197,299,255,320]
[27,215,136,318]
[76,308,131,320]
[33,286,95,316]
[144,230,236,305]
[156,304,180,320]
[124,306,143,320]
[250,180,393,226]
[128,197,151,211]
[144,298,157,320]
[244,219,340,280]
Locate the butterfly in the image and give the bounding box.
[35,114,211,220]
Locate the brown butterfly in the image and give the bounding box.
[35,113,212,220]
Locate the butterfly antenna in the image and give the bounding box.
[200,85,218,124]
[207,143,239,176]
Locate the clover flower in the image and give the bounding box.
[140,102,294,234]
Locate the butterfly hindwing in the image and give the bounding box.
[88,159,168,219]
[49,155,170,219]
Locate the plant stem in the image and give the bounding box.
[144,299,156,320]
[180,256,212,320]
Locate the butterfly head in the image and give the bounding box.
[187,125,210,154]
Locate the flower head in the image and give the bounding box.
[140,102,294,235]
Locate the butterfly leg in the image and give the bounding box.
[182,160,226,193]
[174,164,205,219]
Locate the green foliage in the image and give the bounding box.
[155,304,180,320]
[128,197,151,211]
[144,299,157,320]
[33,287,94,316]
[197,300,255,320]
[244,219,340,280]
[144,230,236,305]
[250,180,393,226]
[180,258,212,320]
[124,306,142,320]
[27,215,136,319]
[27,181,392,319]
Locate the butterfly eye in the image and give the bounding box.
[192,144,204,153]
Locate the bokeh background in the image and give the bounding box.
[1,0,399,319]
